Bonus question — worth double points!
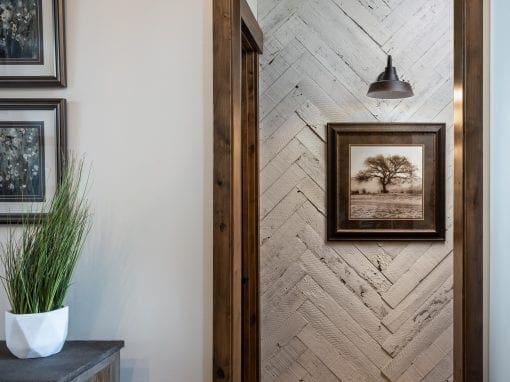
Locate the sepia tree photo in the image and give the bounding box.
[350,145,424,220]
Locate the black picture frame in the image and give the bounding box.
[0,98,66,223]
[327,123,445,241]
[0,0,66,87]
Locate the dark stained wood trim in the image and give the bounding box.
[213,0,242,380]
[453,0,484,380]
[213,1,262,381]
[241,33,260,382]
[241,0,263,54]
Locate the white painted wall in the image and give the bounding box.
[0,1,213,381]
[490,1,510,381]
[258,0,454,380]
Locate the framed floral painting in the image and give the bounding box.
[0,99,66,223]
[327,123,445,241]
[0,0,66,87]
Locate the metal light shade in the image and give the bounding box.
[367,55,413,99]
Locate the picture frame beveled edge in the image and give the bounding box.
[0,0,67,88]
[0,98,67,224]
[326,122,446,241]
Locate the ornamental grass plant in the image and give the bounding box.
[1,160,90,314]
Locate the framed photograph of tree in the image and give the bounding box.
[327,123,445,241]
[0,0,66,87]
[0,99,66,223]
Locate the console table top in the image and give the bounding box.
[0,341,124,382]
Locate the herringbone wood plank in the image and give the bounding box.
[259,0,453,380]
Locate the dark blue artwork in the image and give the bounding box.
[0,0,43,64]
[0,122,45,202]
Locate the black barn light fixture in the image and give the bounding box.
[367,55,414,99]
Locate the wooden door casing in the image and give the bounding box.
[213,1,262,381]
[213,0,484,380]
[241,30,260,382]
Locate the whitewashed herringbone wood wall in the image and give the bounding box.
[258,0,454,381]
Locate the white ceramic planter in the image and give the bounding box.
[5,306,68,359]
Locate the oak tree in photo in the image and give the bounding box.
[355,154,417,193]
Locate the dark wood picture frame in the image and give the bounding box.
[0,0,67,87]
[327,123,445,241]
[0,98,67,224]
